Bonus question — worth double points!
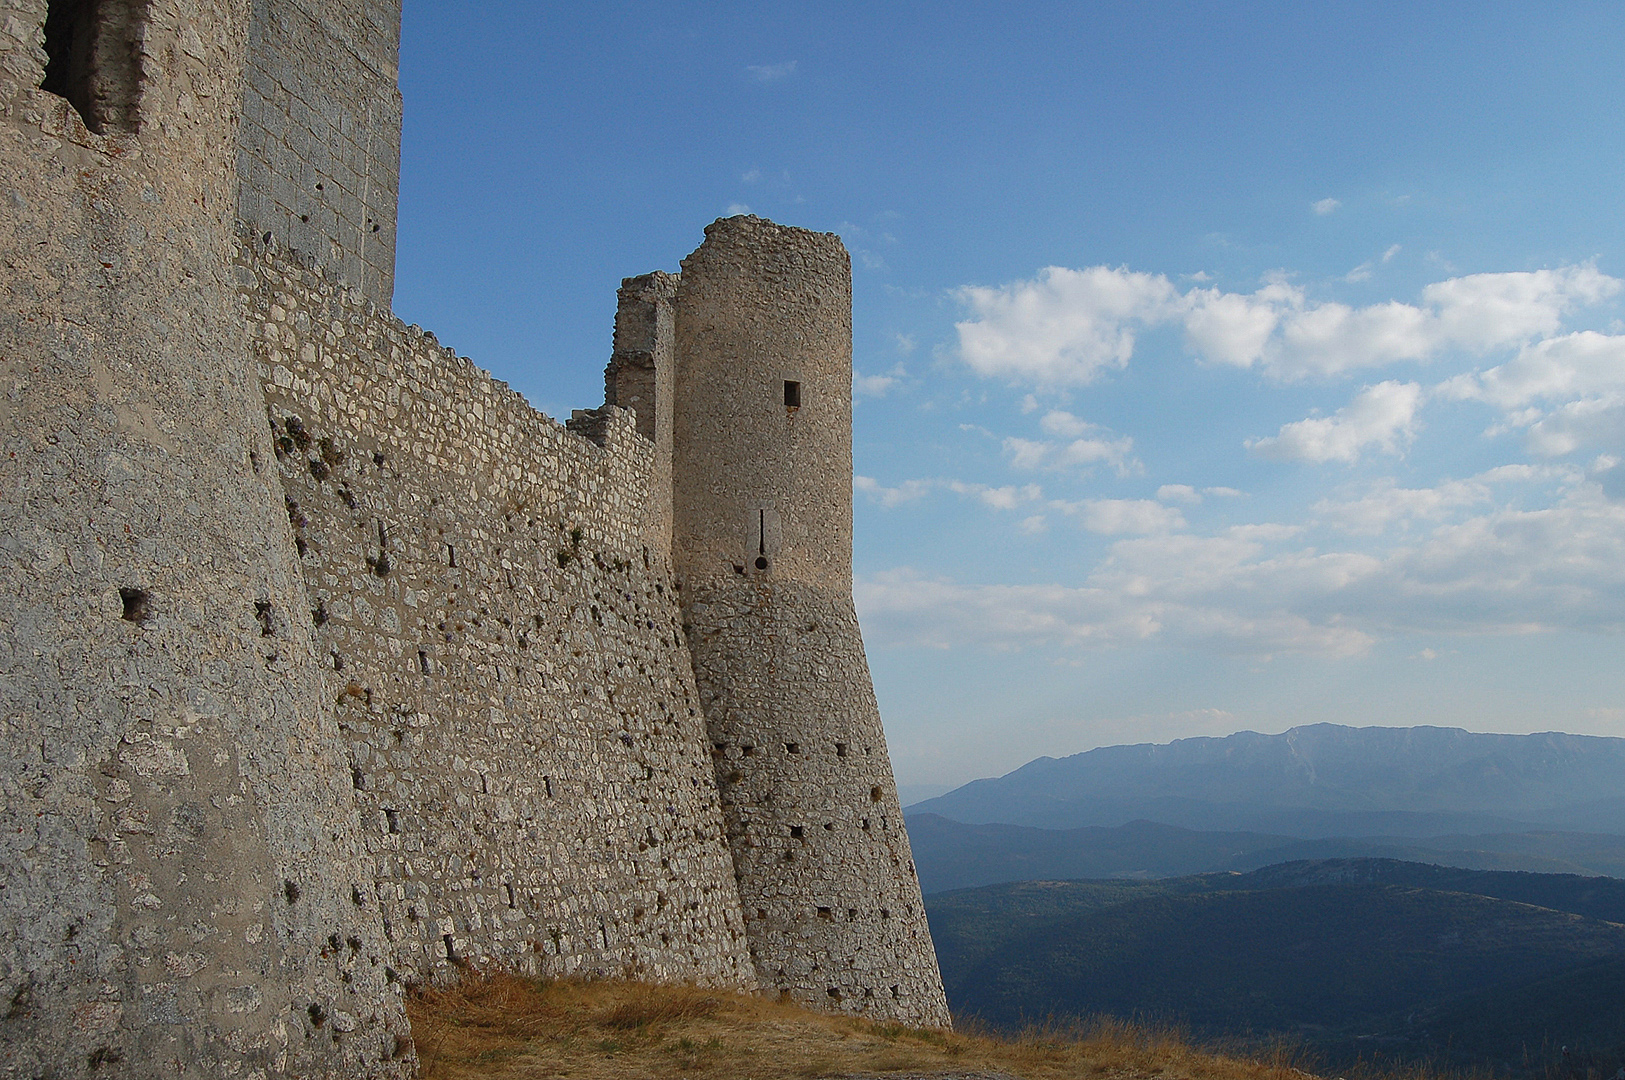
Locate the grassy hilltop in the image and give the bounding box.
[408,974,1328,1080]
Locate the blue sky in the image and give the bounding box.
[395,2,1625,799]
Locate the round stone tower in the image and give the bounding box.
[670,216,950,1026]
[0,1,408,1075]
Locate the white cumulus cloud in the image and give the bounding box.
[854,475,932,508]
[1254,265,1619,378]
[856,484,1625,658]
[855,373,898,397]
[948,481,1043,511]
[855,540,1373,657]
[954,266,1180,386]
[1003,434,1136,475]
[854,476,1042,512]
[1442,330,1625,409]
[1522,398,1625,458]
[1000,411,1137,475]
[1314,476,1495,535]
[855,363,907,398]
[1038,409,1095,438]
[1313,198,1342,215]
[1440,331,1625,457]
[1052,498,1187,535]
[1422,267,1618,351]
[1248,381,1423,464]
[1182,277,1301,367]
[1157,484,1202,504]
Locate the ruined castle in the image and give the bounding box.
[0,1,948,1075]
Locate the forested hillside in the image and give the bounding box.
[925,859,1625,1076]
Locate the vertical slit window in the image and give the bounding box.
[783,380,800,409]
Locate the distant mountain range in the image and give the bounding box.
[908,724,1625,837]
[925,859,1625,1076]
[905,813,1625,892]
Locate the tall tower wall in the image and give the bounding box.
[670,217,950,1025]
[0,2,409,1075]
[237,0,402,304]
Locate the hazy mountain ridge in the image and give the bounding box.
[906,814,1290,892]
[911,724,1625,836]
[905,812,1625,892]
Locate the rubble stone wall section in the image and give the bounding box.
[239,239,757,990]
[685,582,951,1024]
[605,270,679,560]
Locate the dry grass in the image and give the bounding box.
[405,972,1359,1080]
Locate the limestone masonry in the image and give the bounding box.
[0,0,948,1076]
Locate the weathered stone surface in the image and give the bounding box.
[0,2,948,1075]
[242,239,755,990]
[237,0,401,304]
[0,2,409,1076]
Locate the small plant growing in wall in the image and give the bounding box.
[284,416,313,452]
[557,523,584,568]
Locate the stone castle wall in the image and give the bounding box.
[605,271,679,560]
[1,1,949,1074]
[240,236,755,989]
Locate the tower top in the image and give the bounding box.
[671,215,855,593]
[236,0,405,305]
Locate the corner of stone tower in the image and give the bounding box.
[604,269,681,561]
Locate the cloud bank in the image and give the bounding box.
[872,258,1625,666]
[858,480,1625,657]
[954,263,1621,385]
